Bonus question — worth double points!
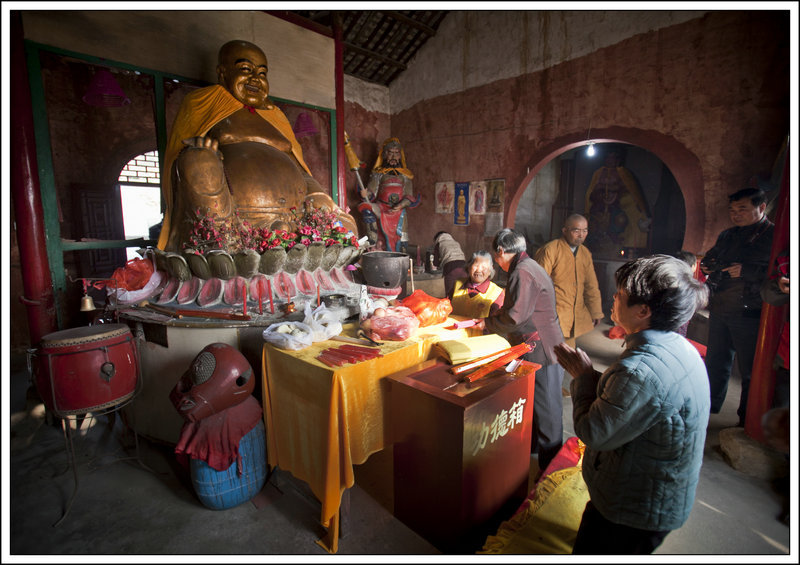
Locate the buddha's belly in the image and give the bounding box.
[221,141,307,226]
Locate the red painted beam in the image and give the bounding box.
[333,15,348,214]
[11,12,57,344]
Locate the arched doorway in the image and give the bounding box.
[517,142,686,258]
[508,127,703,312]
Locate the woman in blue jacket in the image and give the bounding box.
[555,254,709,554]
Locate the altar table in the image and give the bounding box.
[260,318,476,553]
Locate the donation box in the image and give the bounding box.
[388,358,538,550]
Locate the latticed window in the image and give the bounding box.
[118,150,161,184]
[118,150,163,259]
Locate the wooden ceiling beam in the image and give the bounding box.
[380,11,437,36]
[343,41,407,71]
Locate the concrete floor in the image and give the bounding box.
[3,322,793,559]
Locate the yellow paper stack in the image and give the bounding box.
[435,334,511,365]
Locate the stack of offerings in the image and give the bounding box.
[436,334,532,384]
[317,344,383,367]
[169,343,267,510]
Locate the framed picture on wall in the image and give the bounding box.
[486,179,505,213]
[435,181,455,213]
[469,181,487,215]
[454,182,470,226]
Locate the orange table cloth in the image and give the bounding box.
[261,318,476,553]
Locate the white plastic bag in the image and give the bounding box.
[302,303,344,342]
[262,321,314,350]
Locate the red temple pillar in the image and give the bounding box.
[11,11,58,344]
[744,149,790,443]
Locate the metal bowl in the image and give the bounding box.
[322,293,346,308]
[360,251,409,289]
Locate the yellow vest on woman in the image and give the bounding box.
[451,278,504,318]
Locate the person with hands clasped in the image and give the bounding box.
[554,255,709,554]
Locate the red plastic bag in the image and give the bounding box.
[111,257,155,291]
[400,289,453,327]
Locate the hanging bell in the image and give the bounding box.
[80,294,97,312]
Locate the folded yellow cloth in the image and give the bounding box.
[435,334,511,365]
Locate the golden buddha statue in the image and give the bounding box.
[157,39,357,252]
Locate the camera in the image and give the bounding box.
[700,257,728,272]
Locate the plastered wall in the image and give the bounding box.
[21,10,335,108]
[386,11,789,258]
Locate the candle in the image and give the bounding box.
[242,280,247,316]
[317,283,321,307]
[258,283,263,315]
[268,279,274,314]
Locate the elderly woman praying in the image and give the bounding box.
[554,254,709,554]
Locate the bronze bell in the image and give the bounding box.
[80,294,96,312]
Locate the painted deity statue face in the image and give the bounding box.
[384,146,402,168]
[468,256,493,285]
[562,216,589,247]
[217,41,270,109]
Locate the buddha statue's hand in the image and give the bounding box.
[176,135,229,201]
[182,135,223,160]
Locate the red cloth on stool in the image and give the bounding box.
[608,325,627,339]
[174,395,263,473]
[687,338,707,359]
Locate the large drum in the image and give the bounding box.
[31,324,139,416]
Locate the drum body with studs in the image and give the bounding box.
[32,324,139,416]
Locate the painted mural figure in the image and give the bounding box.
[584,150,650,255]
[358,137,420,252]
[474,187,484,214]
[457,191,467,222]
[157,39,356,251]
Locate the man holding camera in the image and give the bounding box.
[701,187,774,426]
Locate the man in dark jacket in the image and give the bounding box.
[700,187,774,426]
[476,228,565,471]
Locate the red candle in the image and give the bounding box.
[258,283,263,315]
[268,279,274,314]
[242,280,247,316]
[317,283,321,307]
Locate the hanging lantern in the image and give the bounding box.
[292,112,318,138]
[83,68,131,107]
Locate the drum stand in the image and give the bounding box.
[53,391,156,527]
[39,352,157,528]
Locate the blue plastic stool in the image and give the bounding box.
[189,419,267,510]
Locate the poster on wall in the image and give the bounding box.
[435,181,455,214]
[469,181,487,215]
[484,212,503,237]
[454,182,470,226]
[486,179,505,213]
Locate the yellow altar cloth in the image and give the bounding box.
[261,318,477,553]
